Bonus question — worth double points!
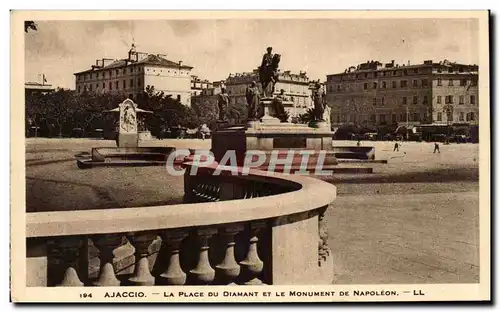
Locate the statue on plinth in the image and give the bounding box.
[217,87,229,121]
[272,89,288,122]
[311,82,327,121]
[259,47,281,98]
[246,81,261,120]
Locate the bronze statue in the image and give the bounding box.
[246,81,261,120]
[217,87,229,121]
[272,89,288,122]
[312,82,327,121]
[259,47,281,98]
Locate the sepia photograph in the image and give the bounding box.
[10,10,490,303]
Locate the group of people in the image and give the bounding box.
[355,139,441,153]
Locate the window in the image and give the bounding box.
[130,67,133,73]
[373,98,377,106]
[370,114,376,122]
[123,68,126,74]
[364,73,368,78]
[373,82,377,89]
[437,96,442,104]
[383,71,387,77]
[402,97,407,105]
[138,78,142,87]
[96,83,98,89]
[470,95,476,104]
[109,82,112,90]
[422,79,428,87]
[437,78,442,86]
[471,77,478,86]
[380,114,386,123]
[400,113,405,122]
[448,67,453,73]
[364,83,368,90]
[130,79,134,87]
[103,83,105,89]
[89,84,93,91]
[413,80,418,87]
[77,86,80,93]
[337,115,341,123]
[392,114,397,124]
[470,112,475,121]
[382,81,387,89]
[116,70,119,75]
[459,112,465,121]
[103,72,106,78]
[423,113,427,122]
[381,97,385,105]
[392,81,397,88]
[115,81,119,89]
[448,79,453,86]
[413,68,419,74]
[459,95,464,104]
[413,96,418,104]
[437,112,442,121]
[337,84,341,91]
[423,95,428,105]
[400,80,407,88]
[123,80,126,89]
[413,113,419,122]
[460,79,467,86]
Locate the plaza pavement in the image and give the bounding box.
[24,138,480,284]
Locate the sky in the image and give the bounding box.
[24,18,479,89]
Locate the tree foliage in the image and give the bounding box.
[25,86,202,137]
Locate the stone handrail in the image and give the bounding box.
[26,163,337,286]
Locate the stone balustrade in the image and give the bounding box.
[26,163,337,286]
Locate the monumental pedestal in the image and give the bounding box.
[211,120,337,174]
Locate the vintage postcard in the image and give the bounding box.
[10,10,490,303]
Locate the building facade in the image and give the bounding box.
[224,69,313,118]
[74,45,194,106]
[191,76,213,96]
[325,60,479,128]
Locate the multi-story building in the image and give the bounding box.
[325,60,479,128]
[224,69,313,118]
[191,76,213,96]
[74,45,194,106]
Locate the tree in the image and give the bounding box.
[298,108,315,124]
[44,88,77,137]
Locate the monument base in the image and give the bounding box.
[211,121,337,173]
[118,133,139,148]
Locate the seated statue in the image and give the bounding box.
[272,89,288,122]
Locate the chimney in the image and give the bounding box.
[391,60,395,66]
[179,61,183,66]
[407,60,410,66]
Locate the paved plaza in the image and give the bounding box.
[25,138,479,284]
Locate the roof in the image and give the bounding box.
[74,54,193,75]
[137,54,193,69]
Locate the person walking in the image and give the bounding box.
[357,140,361,147]
[433,142,440,154]
[393,141,400,152]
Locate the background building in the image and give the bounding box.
[224,69,313,118]
[191,75,213,96]
[325,60,479,129]
[74,45,194,106]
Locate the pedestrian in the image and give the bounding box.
[393,141,399,152]
[357,140,361,147]
[433,142,440,154]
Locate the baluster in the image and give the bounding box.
[92,234,122,286]
[56,236,84,287]
[127,232,156,286]
[239,222,266,285]
[215,225,244,285]
[159,230,188,285]
[189,228,217,284]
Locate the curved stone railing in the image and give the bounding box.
[26,163,337,286]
